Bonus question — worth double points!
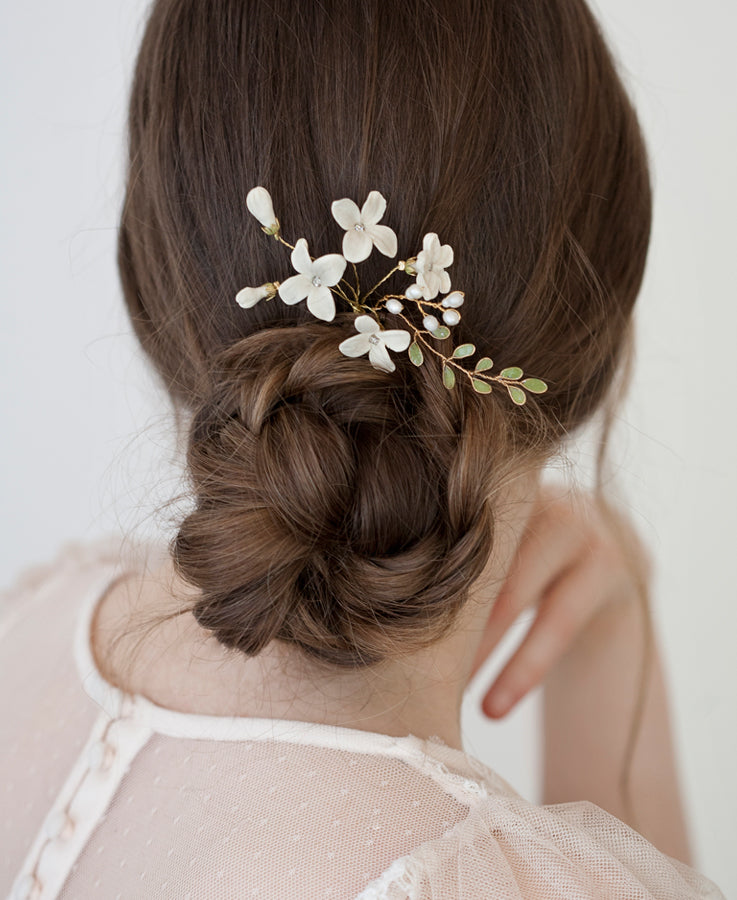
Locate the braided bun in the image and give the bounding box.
[173,316,525,668]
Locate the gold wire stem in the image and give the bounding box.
[351,262,361,301]
[362,265,403,303]
[273,233,296,251]
[331,283,355,307]
[385,307,531,390]
[336,272,359,305]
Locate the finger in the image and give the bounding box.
[468,509,584,680]
[481,552,605,718]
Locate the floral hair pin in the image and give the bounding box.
[235,187,548,405]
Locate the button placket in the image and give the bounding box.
[87,738,116,773]
[12,873,42,900]
[11,721,117,897]
[43,810,75,842]
[11,704,152,900]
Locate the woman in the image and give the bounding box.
[2,0,726,897]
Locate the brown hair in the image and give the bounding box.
[118,0,652,808]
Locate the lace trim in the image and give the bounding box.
[354,854,420,900]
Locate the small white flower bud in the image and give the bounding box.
[246,186,278,231]
[236,284,270,308]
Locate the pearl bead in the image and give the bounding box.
[422,315,439,331]
[445,291,464,308]
[405,284,423,300]
[442,309,460,326]
[385,299,403,314]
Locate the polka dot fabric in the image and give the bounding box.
[0,543,100,891]
[1,538,727,899]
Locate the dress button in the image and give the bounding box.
[88,739,115,771]
[44,809,75,841]
[13,873,41,900]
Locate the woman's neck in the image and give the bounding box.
[92,558,471,749]
[92,473,540,752]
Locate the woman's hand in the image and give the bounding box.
[471,481,653,719]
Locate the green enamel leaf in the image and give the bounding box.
[471,378,492,394]
[521,378,547,393]
[408,341,424,366]
[452,343,476,359]
[474,357,493,372]
[442,364,456,390]
[432,325,451,340]
[507,385,527,405]
[500,366,523,380]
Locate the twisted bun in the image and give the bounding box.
[173,316,523,667]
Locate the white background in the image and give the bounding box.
[1,0,735,893]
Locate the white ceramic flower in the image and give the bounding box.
[331,191,398,263]
[235,282,277,308]
[246,186,278,232]
[278,238,346,321]
[414,232,453,299]
[338,314,411,373]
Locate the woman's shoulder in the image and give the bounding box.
[356,788,726,900]
[1,533,164,609]
[0,532,165,630]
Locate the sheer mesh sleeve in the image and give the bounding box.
[357,793,724,899]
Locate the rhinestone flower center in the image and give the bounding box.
[368,334,380,345]
[312,275,322,287]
